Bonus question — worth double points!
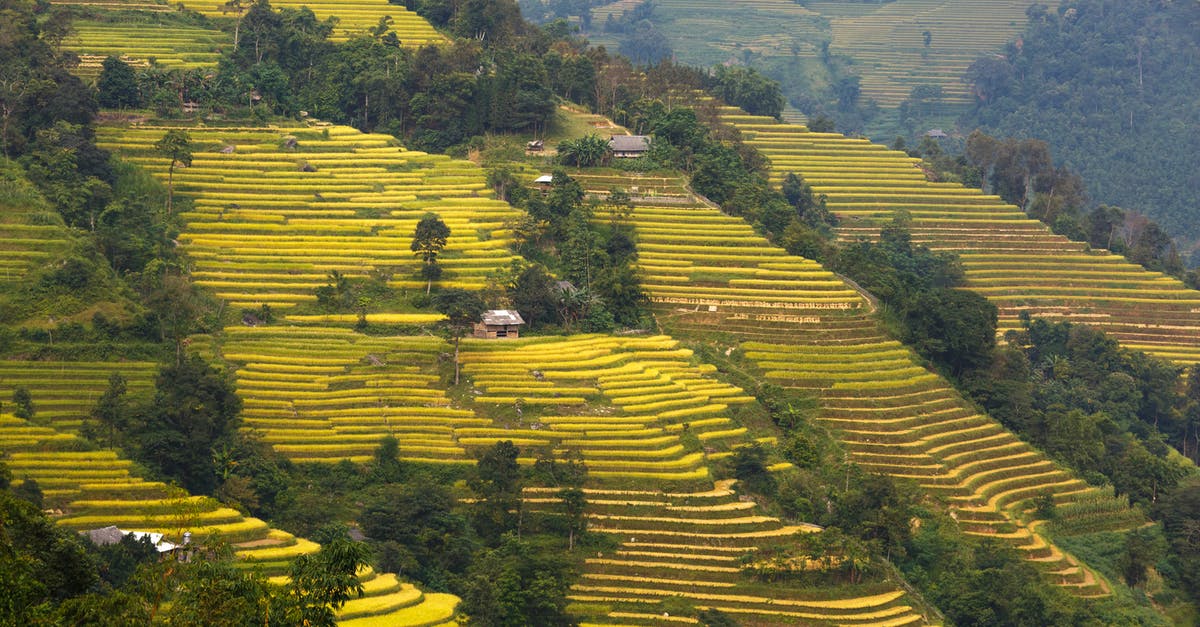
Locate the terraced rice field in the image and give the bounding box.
[0,361,157,432]
[722,109,1200,365]
[177,0,444,43]
[0,216,72,286]
[67,21,230,78]
[0,367,458,625]
[597,0,1033,108]
[191,324,926,621]
[96,123,522,309]
[202,326,765,481]
[605,169,1137,596]
[196,326,475,466]
[461,333,762,483]
[809,0,1037,107]
[51,0,445,44]
[530,480,930,626]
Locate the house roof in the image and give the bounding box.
[609,135,651,152]
[83,526,179,552]
[925,129,948,138]
[481,310,525,326]
[533,174,554,184]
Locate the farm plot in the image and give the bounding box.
[585,167,1134,596]
[0,360,157,432]
[66,21,230,78]
[0,218,73,286]
[198,325,474,465]
[97,123,522,309]
[460,334,761,483]
[528,479,928,625]
[172,0,445,43]
[0,362,459,624]
[813,0,1039,107]
[726,111,1200,366]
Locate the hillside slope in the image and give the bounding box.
[0,360,459,625]
[97,123,522,310]
[721,111,1200,367]
[605,170,1141,597]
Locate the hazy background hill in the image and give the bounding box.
[535,0,1200,249]
[959,0,1200,248]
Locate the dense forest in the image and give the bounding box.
[961,0,1200,247]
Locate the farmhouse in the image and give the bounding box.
[609,135,651,158]
[474,309,525,339]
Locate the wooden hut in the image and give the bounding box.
[474,310,525,339]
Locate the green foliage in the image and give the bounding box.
[97,56,142,109]
[833,214,995,377]
[557,133,610,167]
[508,264,559,329]
[359,481,476,587]
[278,539,374,626]
[780,172,834,230]
[731,443,776,496]
[134,355,243,495]
[963,319,1191,506]
[460,534,575,627]
[708,65,784,118]
[963,0,1200,240]
[0,491,98,623]
[1155,478,1200,603]
[468,441,523,542]
[411,213,451,293]
[11,385,33,420]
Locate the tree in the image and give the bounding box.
[90,372,127,448]
[136,355,242,495]
[220,0,248,47]
[468,441,523,541]
[97,56,141,109]
[11,386,33,420]
[411,213,451,293]
[509,264,558,329]
[461,534,574,627]
[732,443,776,496]
[154,129,192,216]
[359,482,475,584]
[434,289,485,385]
[0,491,98,621]
[557,133,610,167]
[275,539,373,626]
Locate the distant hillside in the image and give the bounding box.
[578,0,1038,134]
[961,0,1200,245]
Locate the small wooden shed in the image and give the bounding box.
[474,310,525,339]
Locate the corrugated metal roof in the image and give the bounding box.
[481,310,525,325]
[609,135,651,152]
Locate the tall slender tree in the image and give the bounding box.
[155,129,192,217]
